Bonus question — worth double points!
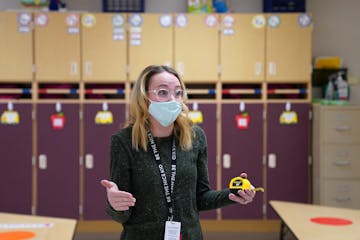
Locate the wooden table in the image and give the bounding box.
[269,200,360,240]
[0,212,77,240]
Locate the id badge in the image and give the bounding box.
[164,221,181,240]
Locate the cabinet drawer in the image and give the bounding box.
[323,110,360,143]
[321,179,360,209]
[321,144,360,178]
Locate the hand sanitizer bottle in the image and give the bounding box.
[335,71,349,100]
[325,78,334,100]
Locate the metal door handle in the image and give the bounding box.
[85,154,94,169]
[39,154,47,170]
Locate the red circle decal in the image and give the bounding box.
[310,217,353,226]
[0,231,35,240]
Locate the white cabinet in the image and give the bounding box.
[313,105,360,209]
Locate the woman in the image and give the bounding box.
[101,65,255,240]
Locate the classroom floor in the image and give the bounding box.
[74,231,296,240]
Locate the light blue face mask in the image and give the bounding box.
[148,100,182,127]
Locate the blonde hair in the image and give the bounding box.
[126,65,194,151]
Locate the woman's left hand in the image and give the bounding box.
[228,172,256,205]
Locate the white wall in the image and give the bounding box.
[1,0,359,104]
[0,0,22,10]
[307,0,360,104]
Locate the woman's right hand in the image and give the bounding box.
[101,179,136,211]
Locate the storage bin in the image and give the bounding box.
[263,0,306,12]
[102,0,144,12]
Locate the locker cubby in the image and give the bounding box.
[84,83,125,99]
[185,83,216,100]
[0,102,33,214]
[82,103,126,220]
[38,83,79,99]
[221,103,264,219]
[266,103,311,218]
[221,83,263,100]
[266,83,308,100]
[0,82,32,99]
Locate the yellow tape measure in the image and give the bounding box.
[229,177,264,195]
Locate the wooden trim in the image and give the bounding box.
[75,220,280,233]
[216,79,222,220]
[201,220,280,232]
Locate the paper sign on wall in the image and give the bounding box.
[50,102,66,130]
[66,13,80,34]
[279,102,298,125]
[18,12,32,33]
[235,112,250,130]
[188,102,203,124]
[95,102,113,125]
[235,102,250,130]
[279,111,298,124]
[188,110,203,124]
[1,110,20,125]
[51,112,66,130]
[1,102,19,125]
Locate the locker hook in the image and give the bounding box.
[55,102,62,113]
[102,102,109,111]
[285,102,291,111]
[192,102,198,111]
[239,102,245,112]
[7,101,14,111]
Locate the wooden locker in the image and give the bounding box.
[0,12,33,82]
[83,103,126,220]
[0,103,32,214]
[220,14,265,82]
[34,12,81,82]
[266,13,312,82]
[174,14,219,82]
[266,103,311,219]
[36,103,80,218]
[81,13,127,82]
[187,102,217,219]
[221,103,264,219]
[128,13,173,81]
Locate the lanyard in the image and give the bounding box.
[147,130,177,221]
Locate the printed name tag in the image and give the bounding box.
[164,221,181,240]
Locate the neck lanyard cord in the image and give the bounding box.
[147,130,177,221]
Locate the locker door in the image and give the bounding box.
[83,103,126,220]
[188,102,217,219]
[0,12,33,82]
[0,103,32,214]
[266,103,310,219]
[34,12,81,82]
[129,14,173,81]
[266,13,312,82]
[220,14,265,82]
[174,14,219,82]
[81,13,127,82]
[221,103,264,219]
[37,103,80,218]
